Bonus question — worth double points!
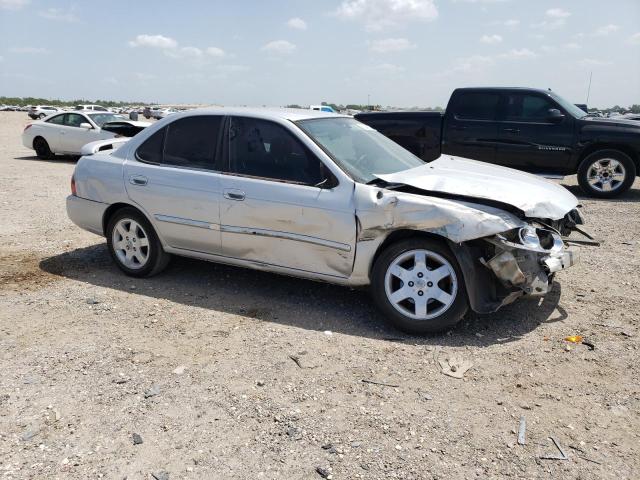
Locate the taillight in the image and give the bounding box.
[71,175,77,196]
[23,124,32,132]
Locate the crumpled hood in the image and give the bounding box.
[375,155,578,220]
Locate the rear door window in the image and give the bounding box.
[453,93,500,120]
[163,116,222,170]
[46,114,65,125]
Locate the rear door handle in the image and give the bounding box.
[224,189,245,201]
[502,128,520,133]
[129,175,148,186]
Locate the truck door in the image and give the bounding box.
[442,91,499,163]
[492,92,575,174]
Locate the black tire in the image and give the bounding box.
[33,137,53,160]
[370,238,468,334]
[106,207,170,277]
[577,149,636,198]
[38,113,46,119]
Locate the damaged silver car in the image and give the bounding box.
[67,109,585,333]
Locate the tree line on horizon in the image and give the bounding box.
[2,96,638,114]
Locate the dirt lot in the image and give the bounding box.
[0,111,639,479]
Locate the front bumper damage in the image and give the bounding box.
[449,226,579,315]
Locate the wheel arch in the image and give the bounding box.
[102,202,150,236]
[578,143,640,174]
[369,229,452,277]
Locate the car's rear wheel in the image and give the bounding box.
[577,149,636,198]
[33,137,52,159]
[38,113,46,119]
[371,238,468,334]
[106,208,170,277]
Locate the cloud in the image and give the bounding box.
[450,55,495,73]
[546,8,570,18]
[287,17,307,30]
[533,8,570,30]
[503,19,520,27]
[128,34,177,49]
[38,7,78,22]
[165,46,204,58]
[206,47,226,58]
[368,63,405,74]
[563,42,580,50]
[480,34,502,44]
[0,0,29,10]
[369,37,415,53]
[578,58,612,67]
[8,46,48,54]
[629,32,640,45]
[594,24,620,36]
[499,48,536,59]
[261,40,296,55]
[334,0,437,31]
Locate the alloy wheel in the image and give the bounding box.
[384,249,458,320]
[112,218,150,269]
[587,158,626,193]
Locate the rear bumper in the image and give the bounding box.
[66,195,108,236]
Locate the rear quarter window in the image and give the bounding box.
[136,128,165,164]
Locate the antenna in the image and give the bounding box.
[586,71,593,105]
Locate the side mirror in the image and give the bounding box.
[547,108,565,123]
[79,122,92,129]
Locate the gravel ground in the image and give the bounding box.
[1,111,639,479]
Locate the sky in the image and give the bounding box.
[1,0,639,108]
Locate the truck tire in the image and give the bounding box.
[577,149,636,198]
[106,207,171,277]
[371,238,468,334]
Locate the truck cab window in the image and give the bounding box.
[454,93,499,120]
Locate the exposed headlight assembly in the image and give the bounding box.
[491,226,564,254]
[517,226,564,253]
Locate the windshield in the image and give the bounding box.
[88,113,126,127]
[296,117,424,183]
[549,91,587,119]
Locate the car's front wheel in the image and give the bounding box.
[577,149,636,198]
[106,208,170,277]
[371,238,468,334]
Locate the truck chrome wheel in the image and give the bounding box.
[384,249,458,321]
[112,218,150,269]
[586,158,626,193]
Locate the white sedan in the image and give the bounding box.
[22,111,150,159]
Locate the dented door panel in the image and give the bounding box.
[218,174,356,277]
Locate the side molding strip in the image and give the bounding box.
[220,225,352,252]
[154,214,219,231]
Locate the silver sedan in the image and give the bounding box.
[66,108,582,333]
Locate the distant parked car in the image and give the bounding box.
[28,105,63,119]
[310,105,336,113]
[143,106,162,119]
[154,108,178,119]
[75,104,108,112]
[66,108,583,334]
[22,111,150,158]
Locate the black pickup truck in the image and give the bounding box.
[355,87,640,198]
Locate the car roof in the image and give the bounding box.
[169,106,347,122]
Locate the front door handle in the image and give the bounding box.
[502,128,520,133]
[129,175,148,186]
[450,125,467,131]
[224,189,245,201]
